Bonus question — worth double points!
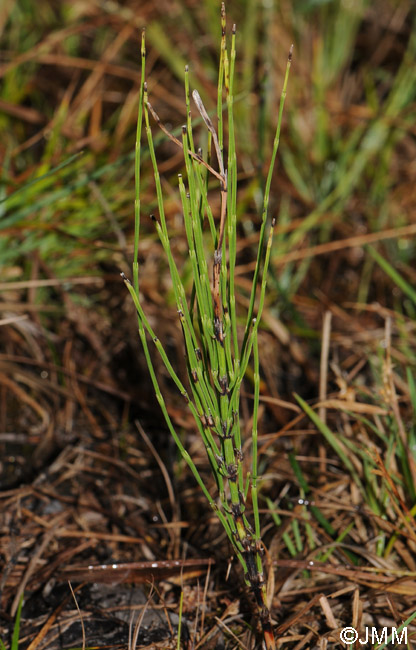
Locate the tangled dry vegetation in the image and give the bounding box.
[1,1,416,648]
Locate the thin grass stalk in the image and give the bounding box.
[184,66,196,154]
[217,2,226,158]
[133,30,146,295]
[226,25,239,367]
[125,7,292,649]
[241,45,293,359]
[176,588,184,650]
[252,328,262,571]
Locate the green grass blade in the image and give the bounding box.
[0,151,84,206]
[288,451,336,538]
[376,608,416,650]
[367,245,416,307]
[11,594,24,650]
[295,394,364,494]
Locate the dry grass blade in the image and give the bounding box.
[57,559,215,584]
[318,311,332,424]
[146,97,223,182]
[276,593,324,635]
[276,559,416,595]
[135,419,176,519]
[2,2,416,648]
[25,585,82,650]
[129,584,154,650]
[11,512,67,617]
[68,582,86,650]
[192,89,225,178]
[319,595,337,629]
[273,223,416,265]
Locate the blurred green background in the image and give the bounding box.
[1,0,415,433]
[2,0,415,288]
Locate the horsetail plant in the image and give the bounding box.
[122,6,292,649]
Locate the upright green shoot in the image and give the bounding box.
[124,6,292,649]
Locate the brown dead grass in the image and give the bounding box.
[1,1,416,648]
